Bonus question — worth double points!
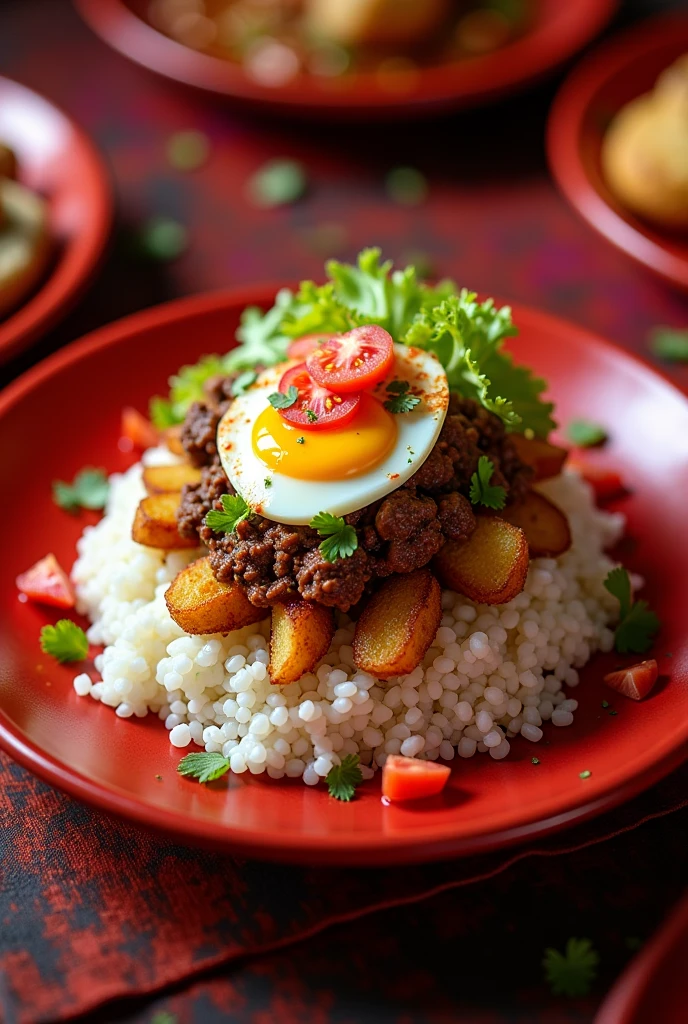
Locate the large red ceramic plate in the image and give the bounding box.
[74,0,616,118]
[0,288,686,864]
[0,77,112,364]
[547,16,688,291]
[596,892,688,1024]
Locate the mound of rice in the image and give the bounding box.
[71,447,624,784]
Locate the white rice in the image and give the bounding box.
[71,448,625,783]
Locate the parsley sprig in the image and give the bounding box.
[604,567,660,654]
[310,512,358,563]
[469,456,506,510]
[205,494,252,535]
[384,379,421,414]
[566,419,608,448]
[40,620,89,663]
[268,385,299,410]
[543,938,599,997]
[178,752,230,783]
[53,468,109,513]
[326,754,363,801]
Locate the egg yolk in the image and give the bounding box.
[252,393,398,481]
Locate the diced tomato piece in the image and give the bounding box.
[16,554,76,609]
[569,458,625,501]
[121,407,159,451]
[306,325,395,393]
[382,754,451,802]
[287,333,332,360]
[604,660,658,701]
[277,362,361,430]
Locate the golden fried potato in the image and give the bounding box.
[353,568,441,680]
[270,600,335,686]
[143,463,202,495]
[0,177,51,317]
[163,426,185,456]
[165,556,266,635]
[434,517,528,605]
[132,493,197,550]
[510,434,568,482]
[499,491,571,558]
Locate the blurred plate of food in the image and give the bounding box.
[0,77,112,365]
[547,15,688,291]
[74,0,617,118]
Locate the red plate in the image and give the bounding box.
[0,287,686,865]
[547,15,688,291]
[596,892,688,1024]
[0,76,112,365]
[74,0,616,118]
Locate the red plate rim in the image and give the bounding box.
[0,75,113,364]
[0,286,686,863]
[547,14,688,291]
[74,0,617,117]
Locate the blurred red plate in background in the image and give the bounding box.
[0,77,112,365]
[595,892,688,1024]
[547,16,688,291]
[0,288,686,865]
[74,0,616,118]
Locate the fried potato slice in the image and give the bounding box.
[270,600,335,686]
[163,426,185,456]
[143,463,202,495]
[499,491,571,558]
[353,568,442,680]
[434,517,528,606]
[132,493,198,550]
[165,556,266,635]
[510,434,568,481]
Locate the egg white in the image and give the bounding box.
[217,344,449,526]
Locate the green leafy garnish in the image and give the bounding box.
[310,511,358,563]
[178,752,230,784]
[264,478,272,487]
[205,494,252,535]
[248,159,307,208]
[296,436,305,444]
[168,354,229,420]
[384,380,421,414]
[566,419,608,447]
[268,386,299,410]
[579,770,592,779]
[543,938,599,997]
[231,370,257,396]
[649,326,688,362]
[149,395,180,429]
[531,757,540,765]
[469,456,507,510]
[604,567,660,654]
[306,409,318,423]
[53,468,109,513]
[40,620,89,663]
[326,754,363,801]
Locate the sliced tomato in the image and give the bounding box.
[16,554,76,609]
[382,754,451,802]
[287,333,332,360]
[121,407,159,451]
[604,659,658,701]
[569,458,625,501]
[276,363,360,430]
[306,325,394,393]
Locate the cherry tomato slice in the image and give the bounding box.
[305,325,395,393]
[287,333,332,360]
[277,363,360,430]
[382,755,451,802]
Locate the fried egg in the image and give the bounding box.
[217,344,449,525]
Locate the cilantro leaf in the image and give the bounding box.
[649,326,688,362]
[543,938,599,997]
[566,419,608,447]
[205,494,252,535]
[384,380,421,414]
[53,468,109,513]
[268,386,299,410]
[604,567,660,653]
[326,754,363,801]
[40,620,89,663]
[310,511,358,562]
[306,409,318,423]
[231,370,257,396]
[177,752,230,784]
[469,456,507,510]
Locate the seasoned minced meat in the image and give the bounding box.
[177,388,532,611]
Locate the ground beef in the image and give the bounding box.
[176,387,532,612]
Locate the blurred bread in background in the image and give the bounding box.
[0,147,51,318]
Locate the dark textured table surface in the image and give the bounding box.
[0,1,687,1022]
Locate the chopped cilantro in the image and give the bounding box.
[531,757,540,765]
[205,494,252,535]
[268,386,299,410]
[306,409,318,423]
[40,620,89,663]
[264,478,272,487]
[601,700,609,708]
[384,380,421,414]
[310,511,358,562]
[543,938,599,997]
[579,770,592,779]
[609,710,618,716]
[248,159,307,208]
[469,456,507,510]
[178,752,230,783]
[326,754,363,801]
[604,567,660,654]
[296,436,305,444]
[231,370,257,396]
[53,468,109,513]
[649,326,688,362]
[566,419,608,447]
